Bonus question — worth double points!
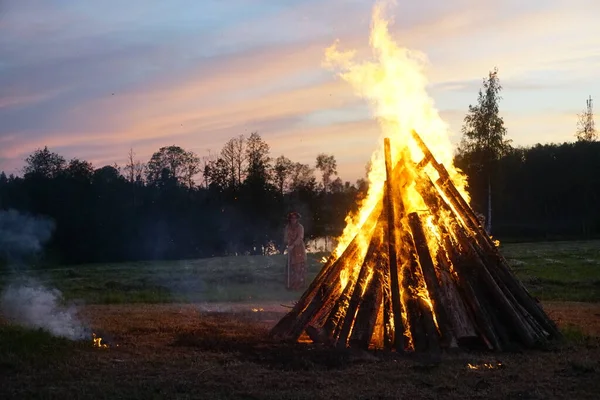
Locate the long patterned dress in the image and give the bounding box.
[284,223,307,290]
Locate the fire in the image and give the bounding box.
[466,362,503,370]
[271,3,561,350]
[325,0,469,261]
[320,0,471,350]
[92,333,108,349]
[340,269,349,289]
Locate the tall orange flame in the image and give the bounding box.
[322,0,471,349]
[324,0,469,260]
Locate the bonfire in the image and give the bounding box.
[270,1,561,353]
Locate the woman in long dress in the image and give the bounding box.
[284,211,307,290]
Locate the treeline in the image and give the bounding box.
[1,133,599,265]
[1,64,599,264]
[457,140,600,240]
[0,132,367,265]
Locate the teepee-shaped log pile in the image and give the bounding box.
[271,131,562,353]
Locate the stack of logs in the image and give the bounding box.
[270,131,562,353]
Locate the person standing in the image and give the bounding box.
[284,211,307,290]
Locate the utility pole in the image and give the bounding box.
[576,95,597,142]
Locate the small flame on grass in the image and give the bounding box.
[92,333,108,349]
[466,362,503,370]
[251,308,264,312]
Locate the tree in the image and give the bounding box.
[93,165,122,185]
[146,146,200,188]
[65,158,94,182]
[23,146,66,178]
[316,153,337,193]
[458,67,511,233]
[330,177,344,193]
[289,162,316,192]
[576,95,597,142]
[199,150,217,189]
[273,155,293,194]
[203,158,230,191]
[124,148,145,184]
[220,135,246,189]
[245,132,271,184]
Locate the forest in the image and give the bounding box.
[1,70,598,265]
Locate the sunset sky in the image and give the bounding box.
[1,0,599,182]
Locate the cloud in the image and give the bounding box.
[0,0,599,181]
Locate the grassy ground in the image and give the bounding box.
[501,240,600,302]
[0,240,599,304]
[1,241,599,398]
[1,303,599,399]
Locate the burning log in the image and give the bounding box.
[407,212,455,349]
[348,258,384,349]
[410,129,561,341]
[270,134,561,354]
[270,200,383,340]
[383,138,406,352]
[334,226,384,348]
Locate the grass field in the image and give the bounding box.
[1,240,599,304]
[1,240,599,399]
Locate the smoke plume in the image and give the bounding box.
[1,279,89,340]
[0,209,90,340]
[0,209,55,264]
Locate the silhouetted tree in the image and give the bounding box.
[245,132,271,185]
[23,147,66,179]
[316,153,337,193]
[204,158,230,192]
[124,148,145,184]
[146,145,200,188]
[458,67,511,233]
[273,155,293,194]
[221,135,246,189]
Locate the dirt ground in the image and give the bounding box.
[2,301,600,399]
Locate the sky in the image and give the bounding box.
[1,0,599,182]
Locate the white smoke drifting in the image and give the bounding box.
[0,209,90,340]
[1,280,89,340]
[0,209,55,262]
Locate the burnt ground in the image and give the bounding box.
[1,301,600,400]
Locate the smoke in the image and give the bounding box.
[1,279,89,340]
[0,209,90,340]
[0,209,55,264]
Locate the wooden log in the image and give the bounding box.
[437,268,477,342]
[470,278,512,348]
[270,200,383,339]
[415,170,545,347]
[408,136,561,341]
[439,199,551,346]
[371,298,386,349]
[442,251,501,350]
[384,138,406,352]
[418,297,442,354]
[401,261,427,352]
[335,227,384,348]
[434,243,477,342]
[407,212,455,348]
[381,252,395,349]
[467,248,538,347]
[322,262,363,341]
[409,173,498,349]
[349,261,384,349]
[399,228,442,354]
[451,226,542,348]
